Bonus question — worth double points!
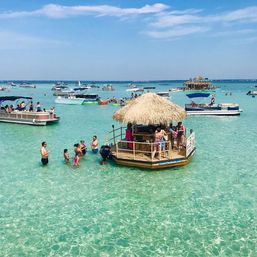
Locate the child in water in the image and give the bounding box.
[64,149,70,162]
[73,153,80,166]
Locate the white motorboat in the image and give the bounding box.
[246,90,257,96]
[157,92,170,98]
[126,88,144,92]
[55,96,85,105]
[169,88,183,93]
[185,93,241,116]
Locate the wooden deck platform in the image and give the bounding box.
[111,145,186,162]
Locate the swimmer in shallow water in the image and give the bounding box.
[64,149,70,162]
[40,141,49,165]
[73,153,79,166]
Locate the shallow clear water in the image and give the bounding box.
[1,82,257,256]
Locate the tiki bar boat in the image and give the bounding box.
[184,76,216,91]
[106,93,196,170]
[0,96,59,126]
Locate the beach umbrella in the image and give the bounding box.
[113,93,186,125]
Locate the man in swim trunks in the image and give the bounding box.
[40,141,49,165]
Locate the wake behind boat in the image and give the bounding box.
[185,93,241,116]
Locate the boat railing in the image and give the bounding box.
[0,110,57,121]
[107,126,127,144]
[107,126,195,161]
[186,132,196,157]
[113,140,173,161]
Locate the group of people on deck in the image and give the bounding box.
[1,101,53,113]
[40,135,99,166]
[125,122,186,158]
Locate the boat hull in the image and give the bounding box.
[111,148,196,170]
[0,115,59,126]
[55,98,84,105]
[81,101,98,104]
[186,110,241,116]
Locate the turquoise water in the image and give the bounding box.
[1,82,257,256]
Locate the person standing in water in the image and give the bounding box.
[63,149,70,163]
[80,140,87,156]
[40,142,49,165]
[91,135,99,154]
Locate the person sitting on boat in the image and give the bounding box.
[191,101,197,107]
[29,101,34,112]
[49,107,55,114]
[36,102,42,112]
[4,105,9,113]
[7,105,14,113]
[125,123,133,149]
[210,95,215,106]
[176,122,186,150]
[91,135,99,154]
[20,101,26,111]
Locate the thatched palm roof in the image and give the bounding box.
[113,93,186,125]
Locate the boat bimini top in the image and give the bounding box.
[186,93,210,98]
[0,96,32,104]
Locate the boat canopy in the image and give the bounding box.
[186,93,210,98]
[0,96,32,103]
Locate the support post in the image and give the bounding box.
[151,142,154,161]
[112,125,116,144]
[168,141,172,159]
[116,142,119,158]
[133,141,136,160]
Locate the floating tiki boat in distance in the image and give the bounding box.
[106,93,196,170]
[184,76,216,91]
[185,93,241,116]
[0,96,59,125]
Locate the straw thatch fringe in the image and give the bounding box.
[113,93,186,125]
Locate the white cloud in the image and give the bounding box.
[1,4,257,40]
[145,5,257,39]
[0,3,169,19]
[145,26,209,39]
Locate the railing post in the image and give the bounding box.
[112,125,116,144]
[151,142,153,161]
[133,141,135,160]
[168,141,172,159]
[116,142,119,158]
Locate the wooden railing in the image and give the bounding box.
[113,140,172,161]
[0,110,56,121]
[106,126,195,161]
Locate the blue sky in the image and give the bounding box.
[0,0,257,80]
